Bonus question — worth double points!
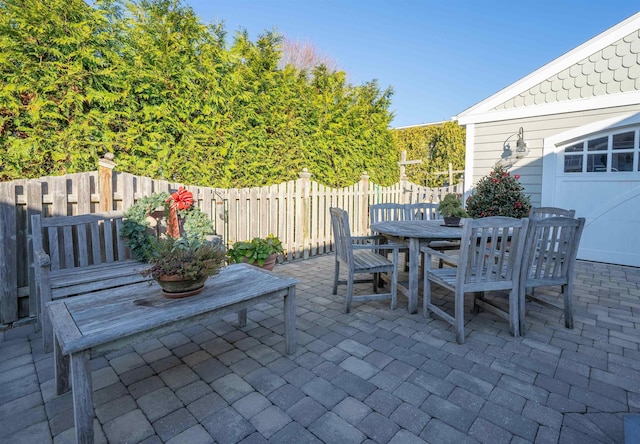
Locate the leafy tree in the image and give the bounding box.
[0,0,125,179]
[391,121,465,186]
[0,0,398,188]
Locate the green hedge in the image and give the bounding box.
[0,0,397,187]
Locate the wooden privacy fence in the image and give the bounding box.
[0,158,462,324]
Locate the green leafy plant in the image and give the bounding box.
[141,236,226,280]
[120,188,225,280]
[465,166,531,218]
[437,193,468,218]
[227,234,284,267]
[121,191,213,261]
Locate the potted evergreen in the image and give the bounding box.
[227,234,284,271]
[438,193,468,226]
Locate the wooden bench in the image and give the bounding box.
[31,211,149,353]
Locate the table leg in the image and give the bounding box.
[408,237,419,314]
[284,286,297,354]
[71,350,94,444]
[238,308,247,327]
[54,334,71,395]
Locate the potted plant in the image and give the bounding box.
[465,166,531,219]
[227,234,284,271]
[121,187,226,297]
[438,193,468,226]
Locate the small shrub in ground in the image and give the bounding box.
[465,166,531,218]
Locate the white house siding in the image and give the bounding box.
[493,29,640,111]
[455,13,640,266]
[470,104,640,206]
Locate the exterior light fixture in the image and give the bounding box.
[497,127,529,169]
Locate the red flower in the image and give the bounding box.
[514,174,520,180]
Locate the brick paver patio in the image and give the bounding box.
[1,254,639,443]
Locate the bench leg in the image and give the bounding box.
[71,350,94,444]
[284,286,297,354]
[54,334,71,395]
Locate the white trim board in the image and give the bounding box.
[457,91,640,125]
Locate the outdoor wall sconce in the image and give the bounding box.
[497,127,529,169]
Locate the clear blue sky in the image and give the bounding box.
[186,1,639,128]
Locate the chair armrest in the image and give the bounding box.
[352,235,384,243]
[353,242,402,252]
[33,250,51,268]
[420,246,458,266]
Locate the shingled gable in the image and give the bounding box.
[456,11,640,125]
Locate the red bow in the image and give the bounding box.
[167,187,194,211]
[166,187,194,238]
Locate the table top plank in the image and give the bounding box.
[48,263,297,355]
[371,220,463,240]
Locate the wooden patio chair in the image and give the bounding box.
[518,216,585,334]
[529,206,576,219]
[403,202,439,221]
[370,203,406,224]
[370,203,408,275]
[330,207,399,313]
[405,202,461,268]
[421,216,529,344]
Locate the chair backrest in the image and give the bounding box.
[521,216,585,286]
[529,207,576,219]
[404,202,439,221]
[457,216,529,292]
[369,203,406,225]
[330,207,354,267]
[31,211,131,270]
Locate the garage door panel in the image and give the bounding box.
[553,180,640,266]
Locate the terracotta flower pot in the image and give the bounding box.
[156,275,207,298]
[243,253,278,271]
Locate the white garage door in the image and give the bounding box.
[543,119,640,267]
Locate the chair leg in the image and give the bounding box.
[333,260,340,295]
[423,263,431,318]
[390,250,398,310]
[518,284,527,336]
[345,276,354,313]
[454,289,465,344]
[563,283,574,329]
[472,291,485,314]
[509,288,519,338]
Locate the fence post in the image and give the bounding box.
[299,168,312,259]
[399,158,409,205]
[99,153,116,212]
[359,171,369,235]
[0,182,17,324]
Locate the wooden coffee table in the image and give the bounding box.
[48,263,297,444]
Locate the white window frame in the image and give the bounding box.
[561,128,639,174]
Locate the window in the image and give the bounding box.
[563,129,638,173]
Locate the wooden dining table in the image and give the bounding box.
[370,220,463,314]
